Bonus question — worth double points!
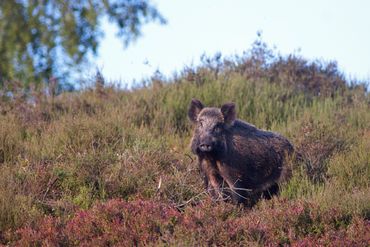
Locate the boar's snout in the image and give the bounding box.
[198,135,215,152]
[199,143,212,152]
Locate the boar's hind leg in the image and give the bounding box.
[261,183,279,199]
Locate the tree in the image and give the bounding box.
[0,0,165,88]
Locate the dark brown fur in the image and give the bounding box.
[188,99,294,206]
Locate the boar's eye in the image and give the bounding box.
[213,124,222,133]
[198,120,204,127]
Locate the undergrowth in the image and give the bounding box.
[0,42,369,245]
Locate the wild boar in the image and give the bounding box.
[188,99,294,206]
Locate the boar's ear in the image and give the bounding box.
[221,102,236,125]
[188,99,204,123]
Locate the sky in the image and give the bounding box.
[94,0,370,86]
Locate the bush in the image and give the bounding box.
[9,199,370,246]
[0,41,369,245]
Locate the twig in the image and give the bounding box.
[175,190,209,209]
[42,176,59,201]
[184,153,194,163]
[155,176,162,195]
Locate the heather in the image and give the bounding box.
[0,43,369,245]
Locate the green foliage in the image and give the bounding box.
[0,0,165,86]
[0,47,369,245]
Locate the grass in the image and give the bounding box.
[0,43,369,245]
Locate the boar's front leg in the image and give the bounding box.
[199,159,224,200]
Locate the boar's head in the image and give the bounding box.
[188,99,236,158]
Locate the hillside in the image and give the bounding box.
[0,45,369,246]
